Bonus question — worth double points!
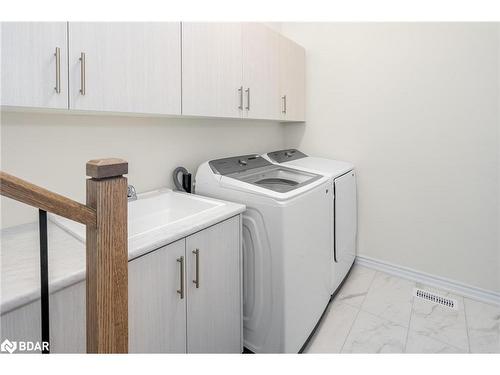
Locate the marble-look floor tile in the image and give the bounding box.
[341,311,407,353]
[310,264,500,354]
[361,271,415,327]
[409,285,469,351]
[464,298,500,353]
[405,330,465,353]
[305,301,359,353]
[335,265,376,308]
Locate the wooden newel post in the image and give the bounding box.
[85,158,129,353]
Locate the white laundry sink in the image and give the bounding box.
[50,188,225,242]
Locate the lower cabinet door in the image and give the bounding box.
[129,239,187,353]
[186,216,242,353]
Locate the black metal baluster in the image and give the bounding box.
[39,209,50,354]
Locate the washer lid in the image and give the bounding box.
[207,154,323,194]
[265,149,354,178]
[234,165,322,193]
[284,157,354,178]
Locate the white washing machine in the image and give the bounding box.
[263,149,357,295]
[196,154,332,353]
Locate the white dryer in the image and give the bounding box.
[264,149,357,295]
[196,155,332,353]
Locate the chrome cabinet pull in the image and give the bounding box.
[192,249,200,288]
[245,88,250,110]
[177,256,184,299]
[79,52,86,95]
[238,86,243,110]
[333,182,337,263]
[54,47,61,94]
[282,95,287,114]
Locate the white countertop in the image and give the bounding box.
[0,222,86,314]
[0,192,245,314]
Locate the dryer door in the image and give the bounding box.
[333,171,357,289]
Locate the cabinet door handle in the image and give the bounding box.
[238,86,243,110]
[54,47,61,94]
[333,182,337,263]
[282,95,287,114]
[192,249,200,288]
[79,52,86,95]
[245,88,250,110]
[177,256,184,299]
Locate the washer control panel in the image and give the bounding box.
[209,155,272,175]
[267,149,308,163]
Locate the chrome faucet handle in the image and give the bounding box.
[127,185,137,201]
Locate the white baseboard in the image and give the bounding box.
[355,255,500,307]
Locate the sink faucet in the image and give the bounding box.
[127,185,137,201]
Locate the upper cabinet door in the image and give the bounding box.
[279,35,306,122]
[68,22,181,115]
[186,216,242,353]
[182,23,243,118]
[242,23,281,121]
[1,22,68,109]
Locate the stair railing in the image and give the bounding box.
[0,158,129,353]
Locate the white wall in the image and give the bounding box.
[281,23,500,292]
[0,111,285,227]
[1,23,498,294]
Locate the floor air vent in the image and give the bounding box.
[413,288,457,310]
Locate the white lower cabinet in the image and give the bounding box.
[129,239,187,353]
[0,281,86,353]
[186,216,242,353]
[1,216,241,353]
[128,215,242,353]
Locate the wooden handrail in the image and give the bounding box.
[1,158,129,354]
[0,171,97,226]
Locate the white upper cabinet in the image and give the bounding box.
[1,22,68,109]
[279,35,306,122]
[68,22,181,115]
[2,22,304,121]
[182,22,284,121]
[242,23,281,120]
[181,23,243,118]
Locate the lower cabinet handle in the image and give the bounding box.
[54,47,61,94]
[238,86,243,110]
[79,52,86,95]
[192,249,200,288]
[177,256,184,299]
[333,182,337,263]
[282,95,287,114]
[245,88,250,110]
